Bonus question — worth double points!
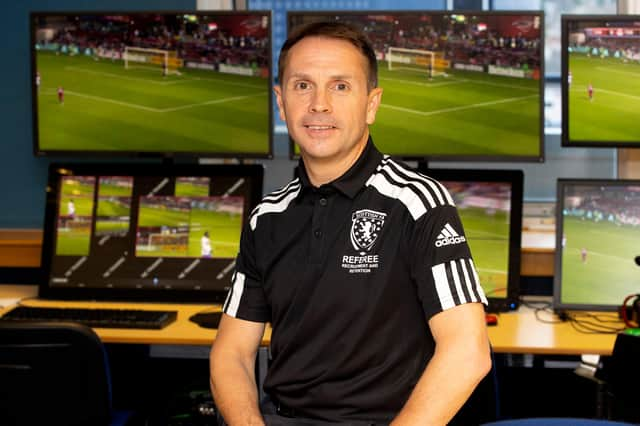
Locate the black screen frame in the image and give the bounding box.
[423,168,524,312]
[30,10,274,159]
[561,14,640,148]
[285,10,545,163]
[553,178,640,312]
[38,162,264,303]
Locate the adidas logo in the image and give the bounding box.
[435,223,466,247]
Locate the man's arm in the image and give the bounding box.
[210,313,267,426]
[391,302,492,426]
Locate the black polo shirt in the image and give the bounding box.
[223,138,487,423]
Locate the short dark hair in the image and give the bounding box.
[277,21,378,91]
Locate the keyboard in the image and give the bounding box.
[0,306,178,330]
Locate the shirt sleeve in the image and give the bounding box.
[222,223,270,323]
[410,204,488,320]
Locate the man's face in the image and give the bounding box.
[274,36,382,164]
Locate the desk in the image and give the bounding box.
[487,306,617,356]
[1,285,618,355]
[0,284,272,346]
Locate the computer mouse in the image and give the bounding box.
[189,311,223,329]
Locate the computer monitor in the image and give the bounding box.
[39,162,263,303]
[561,15,640,148]
[426,169,523,312]
[287,11,544,162]
[554,179,640,311]
[31,11,273,158]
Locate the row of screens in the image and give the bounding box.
[40,163,523,311]
[41,163,640,313]
[30,11,640,159]
[30,10,547,160]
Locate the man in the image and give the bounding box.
[67,198,75,220]
[210,22,491,426]
[57,86,64,105]
[588,82,593,102]
[201,231,213,258]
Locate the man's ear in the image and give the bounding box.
[273,85,286,122]
[366,87,383,125]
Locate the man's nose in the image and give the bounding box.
[309,88,331,113]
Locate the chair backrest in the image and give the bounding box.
[598,332,640,423]
[0,321,112,426]
[481,418,635,426]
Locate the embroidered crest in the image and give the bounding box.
[350,209,386,253]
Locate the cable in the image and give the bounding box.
[521,298,625,333]
[562,311,625,334]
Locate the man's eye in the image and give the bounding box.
[295,82,309,90]
[335,83,348,91]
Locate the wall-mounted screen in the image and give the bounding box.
[562,15,640,148]
[287,11,544,162]
[31,11,273,158]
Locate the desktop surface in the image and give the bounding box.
[0,286,619,354]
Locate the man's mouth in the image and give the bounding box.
[304,125,336,130]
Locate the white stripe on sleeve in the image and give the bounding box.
[450,260,467,304]
[224,271,246,317]
[459,260,478,303]
[469,259,489,304]
[432,263,455,310]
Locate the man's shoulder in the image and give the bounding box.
[366,156,456,219]
[248,178,302,231]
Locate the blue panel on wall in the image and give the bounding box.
[0,0,195,228]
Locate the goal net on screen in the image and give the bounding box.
[123,46,183,75]
[386,47,450,78]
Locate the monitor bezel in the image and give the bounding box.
[424,168,524,312]
[30,10,274,159]
[561,14,640,148]
[285,10,545,163]
[553,178,640,312]
[38,161,264,303]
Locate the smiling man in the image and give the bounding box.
[210,22,491,426]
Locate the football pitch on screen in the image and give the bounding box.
[561,217,640,306]
[568,53,640,143]
[457,207,509,298]
[291,65,541,157]
[36,51,269,154]
[137,204,241,258]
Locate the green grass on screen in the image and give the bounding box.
[560,216,640,306]
[568,53,640,143]
[36,51,270,154]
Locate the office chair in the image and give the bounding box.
[596,332,640,423]
[0,321,127,426]
[481,419,635,425]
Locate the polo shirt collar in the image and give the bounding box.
[295,136,383,199]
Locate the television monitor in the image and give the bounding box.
[286,11,544,162]
[554,179,640,311]
[562,15,640,148]
[38,162,264,303]
[30,11,273,158]
[426,168,523,312]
